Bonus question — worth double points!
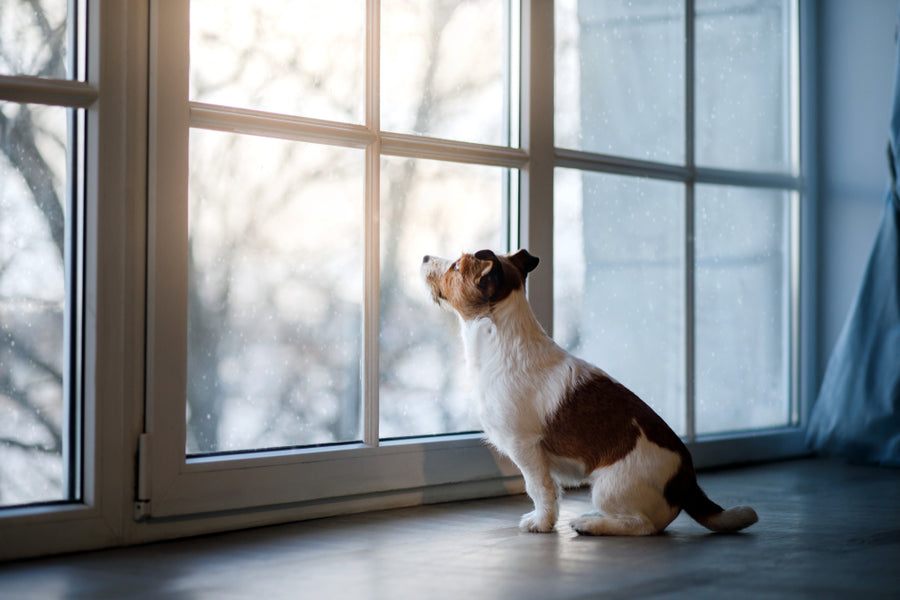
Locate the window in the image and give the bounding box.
[183,0,521,451]
[1,0,813,559]
[143,0,524,518]
[553,0,803,443]
[0,0,87,508]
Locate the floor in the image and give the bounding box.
[1,458,899,599]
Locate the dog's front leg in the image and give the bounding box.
[512,446,559,533]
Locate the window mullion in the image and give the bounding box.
[363,145,380,447]
[684,0,697,442]
[380,132,528,168]
[0,75,97,107]
[363,0,381,447]
[685,187,696,442]
[555,148,692,182]
[520,0,555,332]
[188,103,375,148]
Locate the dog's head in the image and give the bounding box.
[421,249,539,320]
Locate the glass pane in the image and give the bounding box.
[695,0,794,172]
[0,0,70,78]
[0,103,73,506]
[695,185,791,434]
[379,157,508,438]
[555,0,684,164]
[554,169,686,434]
[381,0,510,146]
[188,130,364,454]
[190,0,365,123]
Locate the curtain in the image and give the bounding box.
[806,13,900,467]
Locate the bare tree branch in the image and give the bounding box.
[0,371,62,454]
[0,107,65,261]
[0,437,59,453]
[23,0,67,78]
[0,327,63,386]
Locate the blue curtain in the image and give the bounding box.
[806,17,900,467]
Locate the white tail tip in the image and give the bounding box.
[703,506,759,532]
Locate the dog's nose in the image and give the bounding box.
[423,255,431,264]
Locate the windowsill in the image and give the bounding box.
[4,458,898,599]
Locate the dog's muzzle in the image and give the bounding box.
[421,255,452,302]
[421,254,451,280]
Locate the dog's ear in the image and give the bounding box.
[508,249,539,279]
[473,249,502,287]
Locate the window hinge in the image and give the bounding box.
[134,500,151,522]
[134,432,152,522]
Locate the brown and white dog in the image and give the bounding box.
[421,248,758,535]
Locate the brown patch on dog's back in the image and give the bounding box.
[541,372,690,474]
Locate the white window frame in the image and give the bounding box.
[0,0,817,560]
[0,0,146,559]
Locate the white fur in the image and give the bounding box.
[574,430,682,535]
[702,506,760,532]
[455,288,612,533]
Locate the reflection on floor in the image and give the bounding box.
[1,458,899,599]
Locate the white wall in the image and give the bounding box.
[816,0,897,386]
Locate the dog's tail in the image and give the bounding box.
[672,467,758,533]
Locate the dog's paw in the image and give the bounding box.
[519,510,556,533]
[570,516,599,536]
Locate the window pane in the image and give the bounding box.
[188,130,364,454]
[0,103,73,506]
[695,0,794,172]
[555,0,684,164]
[381,0,510,146]
[0,0,69,79]
[379,157,508,438]
[554,169,686,434]
[695,185,791,434]
[190,0,365,123]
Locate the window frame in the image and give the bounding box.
[0,0,146,559]
[0,0,816,560]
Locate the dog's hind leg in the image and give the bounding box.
[570,514,658,536]
[572,458,679,536]
[570,485,668,536]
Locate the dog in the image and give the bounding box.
[421,248,758,535]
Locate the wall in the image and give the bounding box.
[816,0,897,388]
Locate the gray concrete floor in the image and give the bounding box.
[1,458,899,599]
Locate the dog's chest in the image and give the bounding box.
[460,317,573,446]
